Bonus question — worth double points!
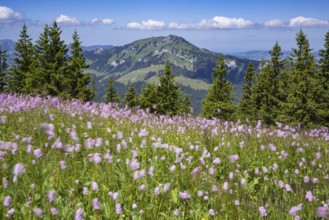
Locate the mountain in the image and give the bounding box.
[229,50,320,61]
[83,35,260,114]
[0,39,16,65]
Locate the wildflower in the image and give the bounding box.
[174,209,180,216]
[83,187,88,195]
[313,178,319,184]
[304,176,309,183]
[213,157,221,164]
[112,192,119,201]
[3,177,8,188]
[163,183,170,192]
[209,167,215,176]
[255,168,259,175]
[212,184,218,192]
[90,153,102,164]
[13,163,26,176]
[223,181,228,191]
[289,204,302,216]
[75,208,84,220]
[241,178,247,185]
[204,195,209,200]
[92,182,98,191]
[59,161,66,169]
[305,191,313,202]
[190,166,201,176]
[139,210,144,215]
[130,159,140,171]
[316,206,328,218]
[132,203,137,209]
[285,184,292,192]
[197,190,203,197]
[6,208,15,218]
[139,184,146,192]
[209,209,215,216]
[48,190,56,203]
[93,198,101,210]
[154,187,160,195]
[148,165,154,177]
[259,206,267,217]
[34,208,42,218]
[235,200,240,206]
[229,154,239,163]
[179,191,190,200]
[170,165,176,172]
[3,195,11,206]
[33,148,43,158]
[115,203,122,215]
[50,207,58,215]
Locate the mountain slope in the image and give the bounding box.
[84,35,260,114]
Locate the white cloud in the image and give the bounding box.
[264,19,285,28]
[55,14,80,25]
[90,18,114,25]
[0,6,23,23]
[289,16,329,27]
[168,16,254,30]
[207,16,254,29]
[127,19,166,30]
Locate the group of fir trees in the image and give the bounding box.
[202,29,329,127]
[0,23,93,101]
[103,63,192,116]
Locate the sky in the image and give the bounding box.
[1,0,329,52]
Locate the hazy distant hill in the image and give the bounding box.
[83,35,260,114]
[229,50,320,61]
[0,39,16,66]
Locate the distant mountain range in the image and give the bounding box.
[229,50,320,61]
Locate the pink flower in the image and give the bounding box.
[305,191,313,202]
[13,163,26,176]
[6,208,15,218]
[209,209,215,216]
[223,181,229,191]
[259,206,267,217]
[179,191,190,200]
[34,208,42,218]
[92,198,101,210]
[50,207,58,215]
[75,208,84,220]
[3,195,11,206]
[289,204,302,216]
[59,161,66,169]
[33,148,43,158]
[48,190,56,203]
[92,182,98,191]
[115,203,122,215]
[316,206,328,218]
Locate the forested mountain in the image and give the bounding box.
[83,35,260,114]
[230,50,320,61]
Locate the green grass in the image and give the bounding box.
[0,94,328,219]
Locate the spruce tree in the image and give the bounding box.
[139,82,158,113]
[254,42,285,125]
[124,83,139,108]
[282,30,317,126]
[201,54,235,120]
[68,30,93,101]
[0,47,8,92]
[178,94,192,115]
[238,62,256,121]
[47,21,70,97]
[156,63,181,115]
[317,31,329,126]
[35,24,51,95]
[9,24,35,93]
[104,75,120,103]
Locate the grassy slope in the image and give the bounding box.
[1,94,328,219]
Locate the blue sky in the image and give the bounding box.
[1,0,329,52]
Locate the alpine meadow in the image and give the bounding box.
[1,1,329,219]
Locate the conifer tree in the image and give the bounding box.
[282,30,317,126]
[201,54,234,120]
[317,31,329,126]
[0,47,8,92]
[34,24,51,95]
[68,30,93,101]
[9,24,35,93]
[238,62,256,121]
[104,75,120,103]
[124,83,139,108]
[178,94,192,115]
[156,63,181,115]
[139,82,158,113]
[254,42,285,125]
[47,21,70,97]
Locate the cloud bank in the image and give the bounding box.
[0,6,23,24]
[127,19,166,30]
[55,14,80,25]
